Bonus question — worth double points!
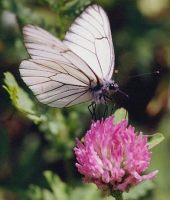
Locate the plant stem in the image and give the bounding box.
[111,190,123,200]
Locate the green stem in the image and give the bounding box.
[111,190,123,200]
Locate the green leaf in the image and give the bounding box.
[148,133,165,149]
[70,184,101,200]
[44,171,68,200]
[123,181,154,200]
[3,72,41,123]
[62,0,91,15]
[27,171,102,200]
[28,185,56,200]
[28,171,69,200]
[114,108,128,124]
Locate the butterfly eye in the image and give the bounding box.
[109,83,118,90]
[109,84,115,90]
[114,83,119,88]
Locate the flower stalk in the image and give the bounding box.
[111,190,123,200]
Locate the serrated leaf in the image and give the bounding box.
[114,108,128,124]
[148,133,164,149]
[3,72,41,123]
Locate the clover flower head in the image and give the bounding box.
[74,116,158,192]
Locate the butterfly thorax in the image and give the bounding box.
[91,80,119,103]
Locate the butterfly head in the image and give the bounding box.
[103,80,119,93]
[108,81,128,99]
[108,81,119,92]
[91,80,119,103]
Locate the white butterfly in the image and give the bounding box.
[19,4,119,108]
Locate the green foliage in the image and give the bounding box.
[63,0,91,14]
[27,171,101,200]
[148,133,165,150]
[150,113,170,200]
[38,0,92,16]
[3,72,42,123]
[26,171,155,200]
[123,181,154,200]
[114,108,128,124]
[44,171,68,200]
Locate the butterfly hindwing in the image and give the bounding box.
[20,59,93,107]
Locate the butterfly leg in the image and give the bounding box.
[103,103,108,119]
[109,95,116,115]
[88,102,97,120]
[110,103,116,115]
[88,103,93,117]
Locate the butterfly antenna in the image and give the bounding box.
[117,89,129,99]
[128,70,160,80]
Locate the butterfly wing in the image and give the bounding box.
[64,4,115,80]
[20,25,98,107]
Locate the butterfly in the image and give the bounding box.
[19,4,120,108]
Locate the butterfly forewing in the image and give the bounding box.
[64,5,114,80]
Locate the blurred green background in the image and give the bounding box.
[0,0,170,199]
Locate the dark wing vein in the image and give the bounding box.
[38,87,87,101]
[33,84,64,95]
[85,9,103,27]
[68,29,93,43]
[65,90,90,107]
[20,67,54,73]
[74,21,96,38]
[79,15,103,37]
[60,50,100,85]
[94,39,104,77]
[64,38,95,54]
[33,59,94,84]
[47,89,89,104]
